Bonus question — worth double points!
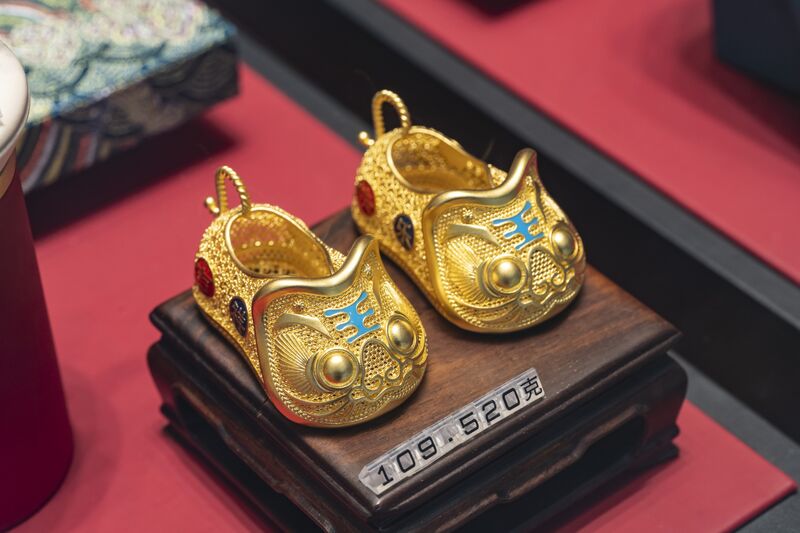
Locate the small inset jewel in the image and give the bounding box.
[393,214,414,250]
[229,297,248,337]
[356,180,376,216]
[194,258,214,297]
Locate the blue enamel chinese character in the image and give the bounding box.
[324,291,380,343]
[491,201,543,250]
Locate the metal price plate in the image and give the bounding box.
[359,368,545,495]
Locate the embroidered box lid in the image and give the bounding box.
[0,0,237,192]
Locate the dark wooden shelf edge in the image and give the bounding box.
[148,336,686,531]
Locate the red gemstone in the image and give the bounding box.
[356,180,376,216]
[194,258,215,297]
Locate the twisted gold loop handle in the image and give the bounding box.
[358,90,411,147]
[205,165,251,217]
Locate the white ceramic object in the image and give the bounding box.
[0,41,29,181]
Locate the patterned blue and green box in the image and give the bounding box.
[0,0,238,193]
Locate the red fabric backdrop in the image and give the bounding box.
[382,0,800,284]
[16,67,793,532]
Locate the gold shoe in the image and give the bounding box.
[193,167,428,427]
[352,91,586,333]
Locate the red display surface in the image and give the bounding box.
[17,67,793,532]
[381,0,800,284]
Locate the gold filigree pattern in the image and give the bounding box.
[352,90,586,332]
[193,167,427,427]
[256,243,427,426]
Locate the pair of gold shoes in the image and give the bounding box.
[192,91,586,428]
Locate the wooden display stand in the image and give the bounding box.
[148,209,686,531]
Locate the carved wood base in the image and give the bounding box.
[147,209,686,531]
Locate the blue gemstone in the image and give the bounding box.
[393,214,414,250]
[229,296,248,337]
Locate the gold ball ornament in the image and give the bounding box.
[487,257,525,295]
[551,226,577,259]
[386,315,417,355]
[320,350,356,388]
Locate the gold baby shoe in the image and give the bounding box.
[352,91,586,333]
[193,166,428,427]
